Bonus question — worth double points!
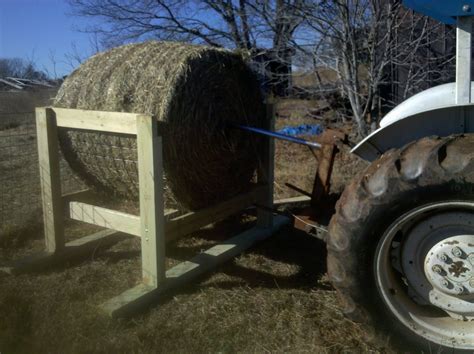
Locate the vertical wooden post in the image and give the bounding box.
[257,103,275,228]
[36,107,65,253]
[136,115,166,288]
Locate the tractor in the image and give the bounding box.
[327,0,474,350]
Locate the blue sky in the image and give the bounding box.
[0,0,96,77]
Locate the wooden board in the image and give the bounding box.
[257,103,275,228]
[136,114,166,287]
[68,186,262,243]
[52,107,139,135]
[36,107,65,252]
[273,195,311,206]
[69,202,141,236]
[101,215,290,318]
[165,186,265,242]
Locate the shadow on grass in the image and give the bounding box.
[1,206,330,305]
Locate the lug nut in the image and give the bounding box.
[455,286,465,295]
[470,279,474,288]
[468,253,474,265]
[432,265,443,274]
[441,279,451,288]
[438,253,450,263]
[452,247,464,258]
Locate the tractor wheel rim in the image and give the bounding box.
[375,201,474,350]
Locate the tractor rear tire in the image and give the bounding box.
[327,134,474,351]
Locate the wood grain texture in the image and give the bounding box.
[69,202,141,236]
[53,107,139,134]
[137,114,166,287]
[36,107,65,252]
[101,215,290,318]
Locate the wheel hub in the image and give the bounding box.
[425,236,474,297]
[377,202,474,349]
[400,211,474,307]
[423,235,474,320]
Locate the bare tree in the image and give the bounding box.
[298,0,454,137]
[68,0,307,94]
[0,57,49,81]
[298,0,401,136]
[68,0,455,135]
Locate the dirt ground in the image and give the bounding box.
[0,97,392,353]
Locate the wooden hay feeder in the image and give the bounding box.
[1,104,288,318]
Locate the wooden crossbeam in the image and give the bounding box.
[53,107,140,135]
[101,215,289,318]
[274,195,311,206]
[69,201,141,236]
[62,189,92,204]
[69,186,265,242]
[165,186,265,242]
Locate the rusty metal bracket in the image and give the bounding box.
[310,129,347,206]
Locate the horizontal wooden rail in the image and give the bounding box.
[165,186,266,242]
[52,107,142,135]
[68,186,266,241]
[70,202,141,236]
[274,195,311,206]
[102,215,289,318]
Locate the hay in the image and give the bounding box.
[55,41,265,210]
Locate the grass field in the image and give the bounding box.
[0,90,85,234]
[0,96,390,353]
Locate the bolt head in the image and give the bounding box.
[452,247,463,258]
[441,279,450,288]
[432,265,443,274]
[455,286,465,295]
[438,253,450,263]
[468,253,474,264]
[463,4,472,12]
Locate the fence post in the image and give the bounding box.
[36,107,65,253]
[257,103,275,228]
[136,115,166,288]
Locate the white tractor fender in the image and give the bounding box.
[352,82,474,161]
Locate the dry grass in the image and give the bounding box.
[0,96,385,353]
[0,91,85,235]
[0,90,56,114]
[292,68,339,89]
[0,217,387,354]
[274,98,368,200]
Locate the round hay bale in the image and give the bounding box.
[55,41,265,210]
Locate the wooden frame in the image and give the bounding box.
[2,105,288,317]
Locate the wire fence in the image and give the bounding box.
[0,110,86,235]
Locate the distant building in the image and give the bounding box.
[0,77,60,92]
